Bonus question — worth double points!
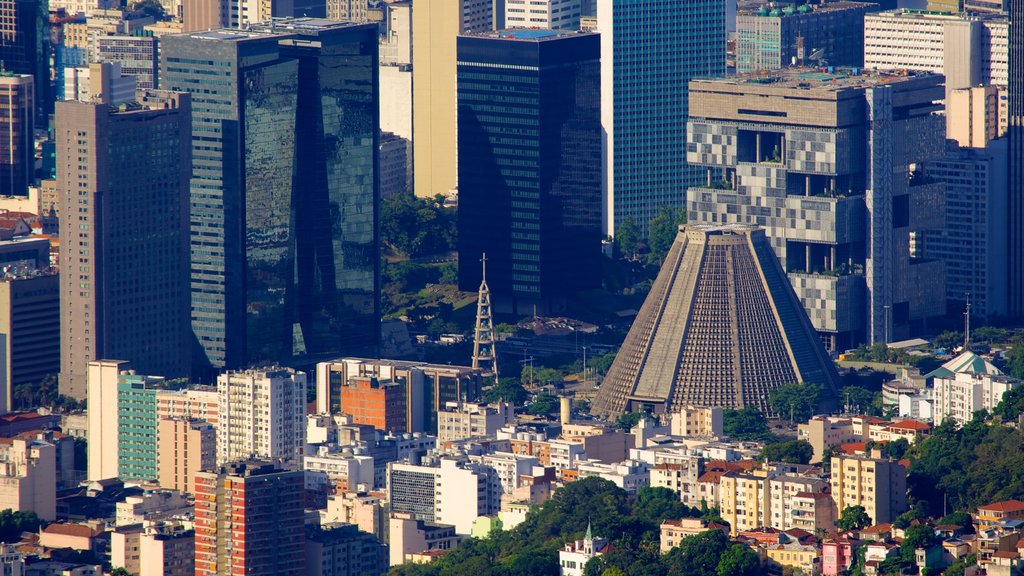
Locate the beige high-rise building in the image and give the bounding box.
[947,85,1005,147]
[155,387,220,427]
[182,0,225,32]
[216,368,306,466]
[412,0,494,197]
[87,359,129,481]
[0,437,56,521]
[158,418,215,494]
[56,90,192,400]
[830,451,908,526]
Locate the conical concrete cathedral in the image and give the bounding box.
[592,225,839,419]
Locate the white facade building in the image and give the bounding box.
[558,525,607,576]
[387,459,500,535]
[86,360,128,481]
[437,402,513,443]
[505,0,581,30]
[576,460,649,493]
[216,367,306,466]
[0,438,56,521]
[932,352,1016,425]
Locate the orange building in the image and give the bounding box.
[339,377,407,433]
[977,500,1024,530]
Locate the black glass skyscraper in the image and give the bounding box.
[456,30,601,315]
[1009,0,1024,317]
[160,19,379,375]
[0,0,50,122]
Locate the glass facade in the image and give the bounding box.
[600,0,726,236]
[457,31,601,313]
[0,0,50,121]
[1009,0,1024,315]
[160,22,379,375]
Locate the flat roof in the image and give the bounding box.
[466,28,595,41]
[186,29,283,41]
[694,66,937,93]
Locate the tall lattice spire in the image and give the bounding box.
[472,253,499,383]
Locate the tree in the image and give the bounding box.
[760,440,813,465]
[768,382,823,422]
[110,569,132,576]
[528,393,559,415]
[646,206,686,265]
[901,524,939,551]
[615,218,640,260]
[840,386,876,414]
[716,544,760,576]
[937,511,974,534]
[881,438,909,460]
[723,407,772,441]
[821,447,835,474]
[0,510,39,542]
[836,505,871,532]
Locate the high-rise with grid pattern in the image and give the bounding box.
[597,0,726,238]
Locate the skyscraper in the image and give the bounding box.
[159,20,379,375]
[194,461,305,576]
[457,29,601,314]
[57,91,192,399]
[411,0,495,198]
[598,0,726,237]
[0,0,50,121]
[1008,0,1024,316]
[0,74,33,198]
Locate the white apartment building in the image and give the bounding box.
[577,460,649,493]
[87,360,128,481]
[505,0,581,30]
[475,452,540,495]
[0,438,56,521]
[864,10,1008,88]
[155,386,219,427]
[437,402,513,443]
[932,352,1016,425]
[216,367,306,466]
[304,445,375,492]
[669,406,723,437]
[115,489,191,526]
[388,458,500,534]
[63,63,135,105]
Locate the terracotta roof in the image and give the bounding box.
[835,442,868,454]
[654,463,684,471]
[886,419,930,431]
[979,500,1024,513]
[42,524,99,538]
[860,523,892,534]
[993,551,1019,559]
[0,412,45,423]
[698,470,726,484]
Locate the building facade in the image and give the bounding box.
[0,0,50,121]
[457,29,601,314]
[0,74,32,198]
[158,418,215,494]
[159,20,380,375]
[686,69,948,350]
[1009,0,1024,317]
[830,452,908,525]
[736,2,873,73]
[216,368,306,466]
[0,267,58,414]
[597,0,725,237]
[504,0,581,30]
[0,437,55,521]
[117,373,183,481]
[96,35,158,90]
[194,461,305,576]
[56,91,192,399]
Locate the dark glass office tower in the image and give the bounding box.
[457,30,601,315]
[0,0,50,122]
[1009,0,1024,317]
[160,20,379,375]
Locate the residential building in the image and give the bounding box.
[316,358,482,434]
[139,520,195,576]
[591,226,840,417]
[380,2,412,140]
[303,445,374,493]
[388,513,461,567]
[115,490,191,526]
[86,360,129,480]
[0,267,59,415]
[719,468,770,535]
[457,29,601,314]
[0,437,55,520]
[157,418,215,494]
[766,542,820,575]
[95,35,158,90]
[0,74,32,198]
[577,460,649,493]
[660,518,726,553]
[504,0,581,30]
[304,523,387,576]
[63,62,135,105]
[216,368,306,466]
[118,374,187,482]
[437,402,514,443]
[669,406,723,438]
[736,2,874,73]
[598,0,725,237]
[830,452,908,525]
[387,458,499,534]
[1009,0,1024,317]
[0,0,50,121]
[769,472,833,532]
[411,0,495,198]
[863,9,1008,91]
[932,352,1017,425]
[326,0,367,21]
[159,21,380,376]
[155,387,219,427]
[321,491,387,539]
[797,415,889,463]
[379,132,411,199]
[475,452,540,495]
[650,461,704,507]
[686,69,948,349]
[194,461,305,576]
[56,91,192,400]
[822,536,858,576]
[558,524,607,576]
[977,500,1024,531]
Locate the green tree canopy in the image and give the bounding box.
[723,407,772,441]
[646,206,686,265]
[716,544,760,576]
[615,218,640,260]
[835,505,871,532]
[760,440,813,465]
[768,382,823,422]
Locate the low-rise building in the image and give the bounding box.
[304,522,387,576]
[977,500,1024,531]
[0,437,55,520]
[830,451,908,525]
[437,402,514,443]
[388,513,461,567]
[138,520,194,576]
[766,541,819,575]
[115,489,190,526]
[558,525,607,576]
[931,352,1017,426]
[669,406,723,437]
[576,460,649,494]
[822,536,858,576]
[660,518,727,553]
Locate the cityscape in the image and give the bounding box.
[0,0,1021,574]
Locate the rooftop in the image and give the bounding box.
[739,1,875,17]
[467,28,595,42]
[695,67,937,93]
[979,500,1024,513]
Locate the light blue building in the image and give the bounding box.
[598,0,726,238]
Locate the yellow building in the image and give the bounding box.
[766,542,820,575]
[659,518,726,553]
[411,0,494,197]
[719,469,770,536]
[830,451,907,526]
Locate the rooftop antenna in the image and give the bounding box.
[964,293,971,349]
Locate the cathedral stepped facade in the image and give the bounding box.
[592,225,839,419]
